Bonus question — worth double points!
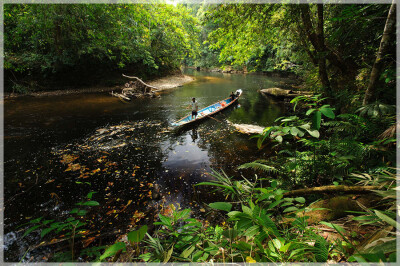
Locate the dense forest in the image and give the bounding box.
[4,4,199,90]
[4,2,397,263]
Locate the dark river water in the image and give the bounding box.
[3,69,291,261]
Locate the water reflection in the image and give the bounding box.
[190,127,198,143]
[3,70,291,261]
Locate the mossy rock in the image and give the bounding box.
[297,195,380,224]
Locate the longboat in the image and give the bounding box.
[171,89,243,127]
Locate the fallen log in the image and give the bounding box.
[111,91,131,101]
[259,87,313,99]
[295,194,380,224]
[284,185,380,197]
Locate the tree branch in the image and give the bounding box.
[122,74,159,91]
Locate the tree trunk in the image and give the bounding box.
[363,1,396,105]
[300,4,331,95]
[316,4,331,94]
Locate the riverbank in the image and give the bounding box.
[3,73,194,99]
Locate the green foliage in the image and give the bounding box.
[141,174,347,263]
[356,102,396,118]
[209,202,232,212]
[22,192,100,261]
[99,242,126,261]
[202,3,395,107]
[146,205,202,262]
[128,225,148,244]
[4,4,200,88]
[251,94,395,188]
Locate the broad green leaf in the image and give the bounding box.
[259,214,280,237]
[268,240,275,252]
[307,129,320,138]
[244,225,260,238]
[320,107,335,119]
[81,201,100,206]
[175,209,191,220]
[306,109,316,116]
[236,241,252,251]
[242,205,253,216]
[299,123,311,130]
[77,210,87,216]
[222,229,238,239]
[227,211,242,218]
[164,246,174,263]
[290,127,300,136]
[99,242,126,261]
[294,197,305,204]
[139,253,152,262]
[87,191,97,199]
[159,214,172,227]
[236,217,254,231]
[127,225,148,244]
[69,208,79,214]
[192,250,204,262]
[280,202,293,207]
[180,245,195,258]
[209,202,232,212]
[283,206,298,213]
[280,242,292,253]
[312,111,321,130]
[272,238,282,250]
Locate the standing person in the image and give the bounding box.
[187,97,198,120]
[230,91,236,100]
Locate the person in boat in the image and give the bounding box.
[187,97,199,119]
[230,91,236,100]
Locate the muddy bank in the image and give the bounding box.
[147,74,194,90]
[3,74,194,99]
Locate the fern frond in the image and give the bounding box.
[237,162,278,174]
[313,235,329,262]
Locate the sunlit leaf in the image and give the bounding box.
[209,202,232,212]
[127,225,148,244]
[99,242,126,261]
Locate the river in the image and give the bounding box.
[3,69,292,261]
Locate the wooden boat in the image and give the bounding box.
[172,89,243,127]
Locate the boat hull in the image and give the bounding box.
[172,89,243,127]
